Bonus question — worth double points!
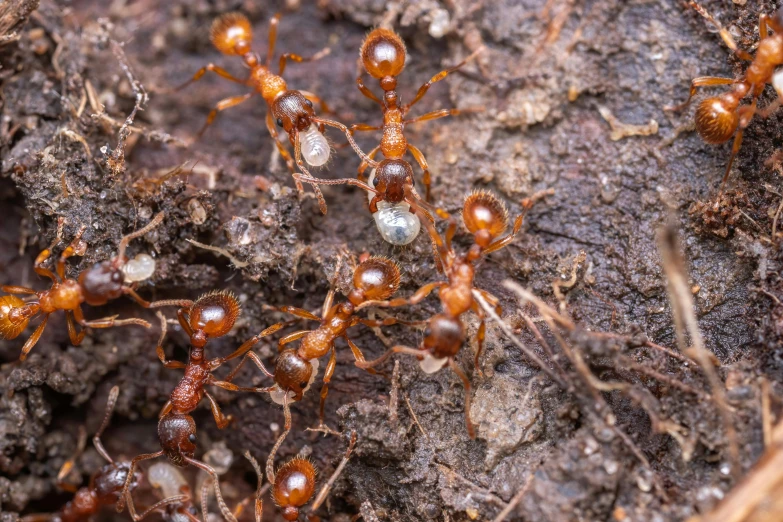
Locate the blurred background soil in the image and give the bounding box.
[1,0,783,520]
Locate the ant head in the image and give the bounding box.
[360,28,406,79]
[274,349,313,401]
[695,96,739,144]
[78,260,125,306]
[273,91,317,135]
[273,457,317,521]
[158,414,197,467]
[423,314,464,359]
[94,462,139,504]
[189,290,241,344]
[0,295,30,340]
[349,256,401,305]
[211,12,253,56]
[374,159,413,204]
[462,190,509,249]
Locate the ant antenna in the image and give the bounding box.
[93,385,121,464]
[116,212,165,261]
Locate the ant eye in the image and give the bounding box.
[111,271,124,283]
[424,327,432,337]
[372,176,380,187]
[305,99,313,108]
[276,118,284,128]
[188,434,197,443]
[299,381,307,389]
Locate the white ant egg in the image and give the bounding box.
[270,358,320,405]
[773,67,783,99]
[419,353,448,374]
[300,124,330,166]
[121,253,156,282]
[148,462,188,499]
[366,169,421,245]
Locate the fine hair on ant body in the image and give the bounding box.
[0,214,164,361]
[117,293,279,521]
[178,12,370,215]
[355,191,533,438]
[22,386,187,522]
[221,255,416,434]
[352,28,482,202]
[667,2,783,191]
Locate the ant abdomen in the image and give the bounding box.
[463,190,510,246]
[695,96,739,144]
[273,457,317,521]
[189,290,241,339]
[210,12,252,56]
[0,295,29,339]
[158,414,197,466]
[360,28,406,79]
[352,256,401,302]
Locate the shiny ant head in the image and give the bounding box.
[423,314,464,359]
[372,159,413,205]
[158,414,197,467]
[273,91,317,135]
[695,96,739,144]
[348,256,401,306]
[361,28,406,80]
[188,290,241,348]
[211,12,253,56]
[273,457,317,521]
[94,462,140,504]
[0,295,30,340]
[274,349,314,401]
[462,190,509,249]
[79,261,125,306]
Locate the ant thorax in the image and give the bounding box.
[366,169,421,245]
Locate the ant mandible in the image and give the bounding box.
[117,293,277,521]
[352,28,482,202]
[355,191,533,438]
[1,213,163,361]
[223,256,413,434]
[22,386,187,522]
[667,3,783,191]
[178,12,368,214]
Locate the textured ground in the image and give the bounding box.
[1,0,783,520]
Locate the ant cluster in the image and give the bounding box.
[7,0,776,519]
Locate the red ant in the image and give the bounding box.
[178,12,368,214]
[245,396,357,521]
[667,3,783,190]
[1,213,163,361]
[22,386,186,522]
[222,256,412,434]
[117,292,277,521]
[355,191,534,438]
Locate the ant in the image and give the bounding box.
[117,293,277,521]
[223,256,413,433]
[351,28,482,202]
[245,396,357,521]
[178,12,369,215]
[22,386,187,522]
[1,213,164,361]
[667,3,783,190]
[355,191,534,438]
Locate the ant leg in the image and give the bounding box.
[154,312,186,369]
[66,311,86,346]
[56,424,87,493]
[310,431,357,512]
[687,1,754,61]
[448,358,476,439]
[306,347,339,435]
[719,101,757,193]
[405,108,478,125]
[279,330,310,348]
[470,302,487,378]
[222,351,275,383]
[204,392,232,429]
[176,307,194,339]
[18,314,49,361]
[267,13,282,68]
[123,287,151,308]
[359,317,427,328]
[1,285,37,294]
[357,145,380,182]
[321,254,345,319]
[277,305,322,322]
[56,227,87,280]
[73,305,151,331]
[127,493,189,522]
[343,336,378,377]
[664,76,735,112]
[193,93,254,142]
[407,144,433,201]
[279,47,330,76]
[299,90,332,115]
[207,329,271,371]
[93,386,120,464]
[33,243,60,283]
[182,457,238,522]
[266,396,292,484]
[313,117,379,166]
[117,450,165,512]
[354,345,424,370]
[357,281,446,311]
[159,401,173,419]
[175,64,246,91]
[356,76,383,106]
[482,212,527,255]
[403,47,483,112]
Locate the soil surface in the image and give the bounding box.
[2,0,783,521]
